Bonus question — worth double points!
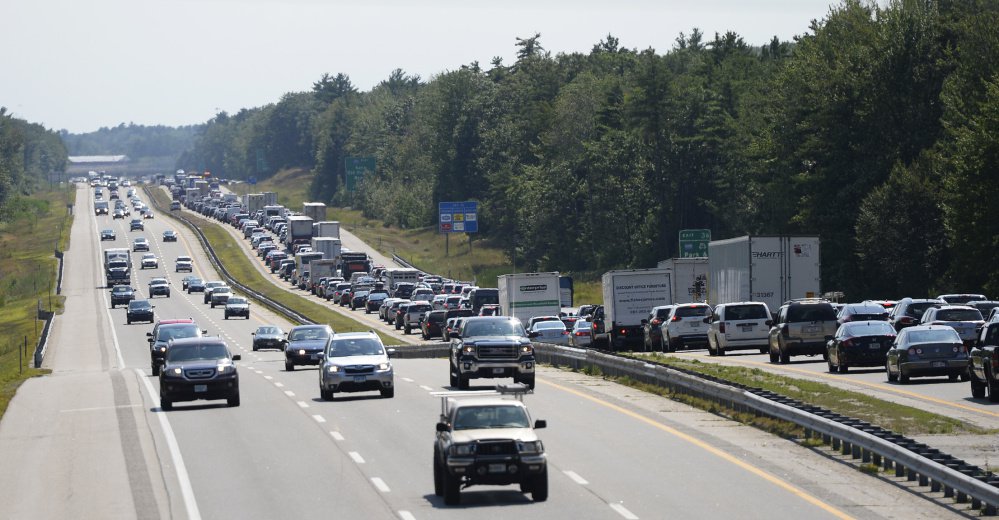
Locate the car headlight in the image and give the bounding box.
[377,362,391,371]
[171,368,182,375]
[158,346,167,352]
[462,345,475,354]
[450,443,476,456]
[217,362,234,374]
[327,365,340,373]
[517,440,544,454]
[298,349,306,355]
[521,345,534,354]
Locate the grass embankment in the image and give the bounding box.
[0,187,74,417]
[230,168,605,303]
[146,186,403,346]
[617,353,983,436]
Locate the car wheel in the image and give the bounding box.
[227,393,240,407]
[708,341,717,356]
[365,309,370,314]
[152,365,160,377]
[899,371,910,384]
[224,315,228,320]
[521,374,536,390]
[838,364,849,374]
[320,388,332,401]
[442,471,461,505]
[971,375,987,399]
[827,358,837,373]
[160,397,172,411]
[252,344,258,352]
[666,336,678,353]
[380,387,394,398]
[886,360,898,382]
[245,312,250,319]
[285,361,294,371]
[395,323,401,330]
[948,373,959,382]
[959,370,970,382]
[404,325,410,335]
[531,467,549,502]
[433,453,444,497]
[457,373,469,390]
[779,342,790,364]
[717,345,726,357]
[127,319,131,325]
[449,366,458,388]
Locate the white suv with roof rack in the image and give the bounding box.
[705,301,771,356]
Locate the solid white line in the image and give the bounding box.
[349,451,365,464]
[284,390,295,397]
[371,477,390,493]
[610,503,639,520]
[330,431,345,441]
[137,372,202,520]
[563,470,589,485]
[419,385,433,392]
[398,511,416,520]
[312,415,326,423]
[297,401,309,408]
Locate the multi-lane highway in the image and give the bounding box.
[0,184,970,519]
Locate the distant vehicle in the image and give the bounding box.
[101,229,116,241]
[181,275,199,290]
[421,310,447,340]
[284,324,333,371]
[169,201,181,211]
[224,296,250,319]
[768,300,838,363]
[449,316,536,389]
[162,230,178,242]
[836,303,889,324]
[920,305,984,346]
[109,285,135,308]
[129,218,144,231]
[937,294,988,305]
[569,319,592,348]
[147,319,204,376]
[662,303,713,352]
[132,237,150,252]
[825,321,896,373]
[888,298,943,332]
[318,332,395,400]
[886,325,969,383]
[186,278,205,293]
[251,325,286,351]
[175,256,192,272]
[126,299,155,325]
[158,337,241,410]
[210,287,232,307]
[529,320,570,346]
[706,302,771,356]
[642,305,675,352]
[148,278,170,298]
[112,208,126,219]
[140,253,158,269]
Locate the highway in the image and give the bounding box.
[0,184,968,519]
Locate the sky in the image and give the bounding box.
[1,0,847,134]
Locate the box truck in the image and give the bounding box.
[284,215,315,249]
[594,269,673,350]
[246,194,266,217]
[311,237,342,260]
[497,272,562,324]
[384,268,421,292]
[261,192,278,207]
[657,257,709,304]
[293,252,325,289]
[707,235,821,312]
[312,221,341,239]
[103,248,132,286]
[303,202,327,222]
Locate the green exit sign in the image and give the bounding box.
[679,229,710,258]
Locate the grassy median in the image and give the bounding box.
[621,353,985,436]
[0,186,74,418]
[146,185,403,346]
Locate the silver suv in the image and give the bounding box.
[404,301,434,334]
[318,332,395,400]
[768,300,838,364]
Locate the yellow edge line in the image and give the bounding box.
[680,354,999,420]
[541,379,856,520]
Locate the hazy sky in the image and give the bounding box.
[2,0,845,134]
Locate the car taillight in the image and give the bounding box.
[619,328,627,335]
[562,331,570,335]
[719,322,726,333]
[908,347,922,356]
[651,318,662,326]
[671,316,680,322]
[841,339,853,349]
[900,317,914,325]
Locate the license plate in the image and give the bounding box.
[488,464,506,473]
[932,361,946,368]
[688,322,699,328]
[194,384,207,393]
[353,376,366,383]
[869,343,880,349]
[804,326,819,333]
[493,368,505,374]
[738,324,753,329]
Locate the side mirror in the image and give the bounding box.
[534,419,547,429]
[317,353,325,359]
[202,329,208,335]
[386,348,397,358]
[528,331,541,339]
[436,422,449,433]
[146,332,153,337]
[232,354,242,361]
[251,332,256,336]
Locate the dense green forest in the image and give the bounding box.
[177,0,999,300]
[0,108,67,220]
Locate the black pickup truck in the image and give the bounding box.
[970,321,999,402]
[449,316,537,390]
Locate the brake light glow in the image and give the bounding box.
[671,316,680,322]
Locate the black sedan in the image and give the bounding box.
[252,325,286,351]
[350,290,370,310]
[126,299,155,324]
[826,321,896,373]
[284,324,333,371]
[163,230,178,242]
[100,229,116,241]
[187,278,206,293]
[110,285,135,308]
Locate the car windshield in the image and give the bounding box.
[227,298,247,305]
[112,286,130,293]
[157,324,200,341]
[256,326,282,335]
[535,321,565,331]
[935,308,983,321]
[289,327,330,341]
[904,302,939,318]
[842,322,895,336]
[453,405,530,430]
[129,301,151,310]
[787,305,837,322]
[724,304,769,320]
[675,305,711,318]
[574,320,591,330]
[328,338,384,357]
[463,320,525,337]
[906,329,960,344]
[166,344,228,362]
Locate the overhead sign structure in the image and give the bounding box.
[439,201,479,233]
[679,229,710,258]
[344,157,376,193]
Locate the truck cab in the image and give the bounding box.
[970,322,999,402]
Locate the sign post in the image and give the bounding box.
[679,229,710,259]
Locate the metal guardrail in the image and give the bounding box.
[392,253,417,270]
[533,344,999,515]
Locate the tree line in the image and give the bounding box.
[177,0,999,300]
[0,108,67,220]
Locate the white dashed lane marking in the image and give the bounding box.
[297,401,309,408]
[610,503,639,519]
[371,477,390,493]
[564,470,589,485]
[419,385,433,392]
[349,452,365,464]
[284,390,295,397]
[312,415,326,423]
[398,511,416,520]
[330,431,345,441]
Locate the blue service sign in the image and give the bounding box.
[439,201,478,233]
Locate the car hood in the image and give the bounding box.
[325,354,388,366]
[287,339,326,350]
[451,428,539,444]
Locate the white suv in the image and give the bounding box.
[662,303,712,352]
[706,302,772,356]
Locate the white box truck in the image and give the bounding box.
[246,194,265,216]
[312,221,340,239]
[311,237,342,260]
[497,272,562,324]
[261,191,278,207]
[384,268,421,291]
[285,215,315,249]
[707,235,821,312]
[303,202,327,222]
[657,257,709,304]
[595,269,673,350]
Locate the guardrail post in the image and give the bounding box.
[930,479,941,492]
[842,440,851,456]
[918,474,928,486]
[851,444,861,459]
[871,453,881,466]
[895,463,906,478]
[984,502,996,515]
[862,448,871,464]
[943,485,954,498]
[832,438,841,451]
[956,491,968,503]
[972,497,981,510]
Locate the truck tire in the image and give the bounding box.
[160,397,172,411]
[988,368,999,403]
[769,345,779,364]
[886,360,898,382]
[442,471,461,505]
[457,373,470,390]
[449,365,458,388]
[404,325,411,335]
[151,364,160,376]
[531,467,548,502]
[779,344,790,364]
[433,453,444,497]
[519,374,536,390]
[971,375,986,399]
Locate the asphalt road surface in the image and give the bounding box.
[0,184,968,519]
